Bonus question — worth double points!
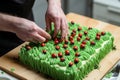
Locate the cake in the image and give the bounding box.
[19,21,114,80]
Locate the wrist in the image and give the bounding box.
[9,17,24,33]
[47,0,61,7]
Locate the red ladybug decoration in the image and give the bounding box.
[65,39,69,44]
[75,52,80,57]
[54,40,59,45]
[73,46,78,51]
[80,44,85,49]
[71,21,74,25]
[96,36,100,40]
[78,33,82,38]
[26,45,32,50]
[52,53,57,58]
[84,31,88,35]
[41,43,45,47]
[63,44,68,49]
[69,62,74,67]
[60,57,65,62]
[65,50,70,55]
[78,27,82,31]
[55,45,60,50]
[101,32,106,35]
[58,52,63,58]
[90,41,95,45]
[42,50,47,54]
[77,37,81,41]
[74,58,79,64]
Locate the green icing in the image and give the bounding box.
[10,68,15,72]
[80,51,90,60]
[93,42,101,48]
[19,22,114,80]
[104,72,112,78]
[84,46,95,55]
[1,71,4,74]
[58,58,69,66]
[76,61,82,67]
[101,35,110,41]
[48,57,59,65]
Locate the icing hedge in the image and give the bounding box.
[19,22,114,80]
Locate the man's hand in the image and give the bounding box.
[45,0,68,38]
[14,18,51,43]
[0,13,51,43]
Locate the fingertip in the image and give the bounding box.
[61,28,67,39]
[53,27,59,38]
[47,34,51,40]
[44,31,51,40]
[39,37,46,43]
[53,33,57,38]
[38,28,52,40]
[35,33,46,43]
[41,38,46,43]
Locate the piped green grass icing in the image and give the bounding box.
[19,22,114,80]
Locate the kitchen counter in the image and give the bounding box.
[94,0,120,9]
[93,0,120,26]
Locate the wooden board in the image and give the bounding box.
[0,13,120,80]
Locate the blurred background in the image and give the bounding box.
[33,0,120,29]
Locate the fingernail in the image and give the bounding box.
[42,38,46,43]
[48,35,51,39]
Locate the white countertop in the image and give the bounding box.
[94,0,120,9]
[0,70,18,80]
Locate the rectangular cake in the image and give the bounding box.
[19,22,114,80]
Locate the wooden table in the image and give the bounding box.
[0,13,120,80]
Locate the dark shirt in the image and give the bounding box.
[0,0,35,56]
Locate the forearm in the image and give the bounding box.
[47,0,61,7]
[0,13,22,33]
[0,13,51,42]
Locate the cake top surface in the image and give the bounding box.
[20,21,113,73]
